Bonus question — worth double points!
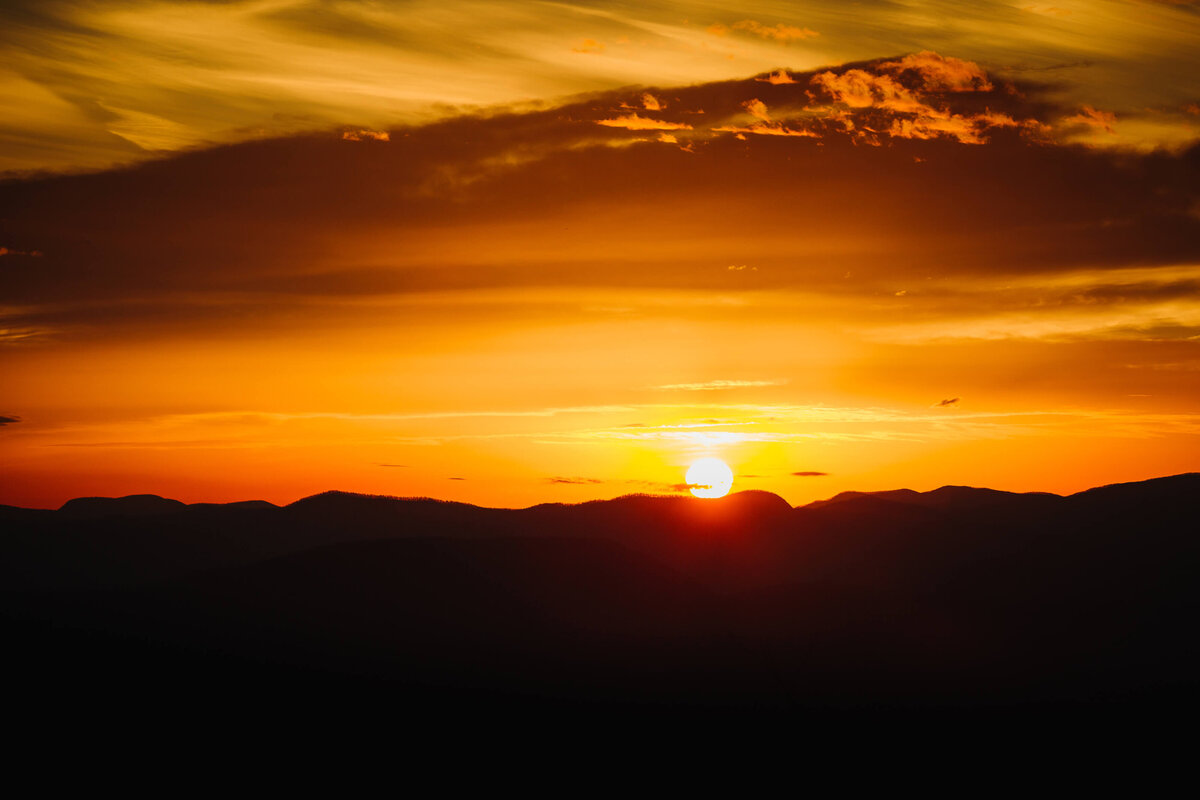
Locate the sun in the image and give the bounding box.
[686,457,734,499]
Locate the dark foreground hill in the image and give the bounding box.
[3,474,1199,724]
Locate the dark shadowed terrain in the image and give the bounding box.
[3,474,1199,730]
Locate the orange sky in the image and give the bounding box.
[2,2,1199,508]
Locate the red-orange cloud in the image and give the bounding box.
[757,69,797,85]
[1063,106,1117,134]
[596,114,693,131]
[878,51,994,92]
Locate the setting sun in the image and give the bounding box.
[686,457,734,499]
[3,0,1200,730]
[0,2,1196,513]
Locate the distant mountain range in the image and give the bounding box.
[4,474,1199,722]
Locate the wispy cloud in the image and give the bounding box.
[712,122,819,138]
[28,402,1200,476]
[4,54,1197,338]
[1062,106,1117,134]
[622,479,702,494]
[857,266,1200,344]
[2,2,1196,173]
[653,380,785,391]
[154,406,643,425]
[709,20,820,42]
[572,38,605,54]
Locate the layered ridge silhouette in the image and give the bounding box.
[3,474,1198,715]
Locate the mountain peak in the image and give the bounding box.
[58,494,187,520]
[801,488,922,510]
[801,484,1063,512]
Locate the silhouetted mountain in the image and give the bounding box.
[58,493,187,520]
[4,474,1200,719]
[802,484,1060,512]
[0,504,53,524]
[801,487,925,508]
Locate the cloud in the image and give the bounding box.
[756,69,797,85]
[624,479,702,494]
[887,108,1036,145]
[712,122,820,138]
[342,130,390,142]
[1021,5,1073,17]
[595,113,693,131]
[859,266,1200,344]
[653,380,786,391]
[743,98,771,122]
[1063,106,1117,134]
[807,57,1038,145]
[730,20,820,42]
[934,398,961,407]
[642,93,664,111]
[791,471,828,477]
[878,51,993,92]
[0,415,20,426]
[2,2,1197,175]
[572,38,605,54]
[95,102,199,152]
[0,2,823,173]
[1,55,1198,345]
[547,476,605,484]
[605,419,753,433]
[1125,361,1200,372]
[809,69,922,112]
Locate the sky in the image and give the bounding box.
[2,0,1199,508]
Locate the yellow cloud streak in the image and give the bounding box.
[0,0,826,172]
[3,0,1198,172]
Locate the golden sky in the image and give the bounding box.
[2,1,1199,507]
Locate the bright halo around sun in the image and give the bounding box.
[686,457,734,499]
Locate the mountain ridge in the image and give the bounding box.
[2,473,1196,594]
[4,471,1199,715]
[15,472,1197,517]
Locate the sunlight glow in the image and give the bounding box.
[686,457,734,498]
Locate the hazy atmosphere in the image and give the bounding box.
[3,0,1199,508]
